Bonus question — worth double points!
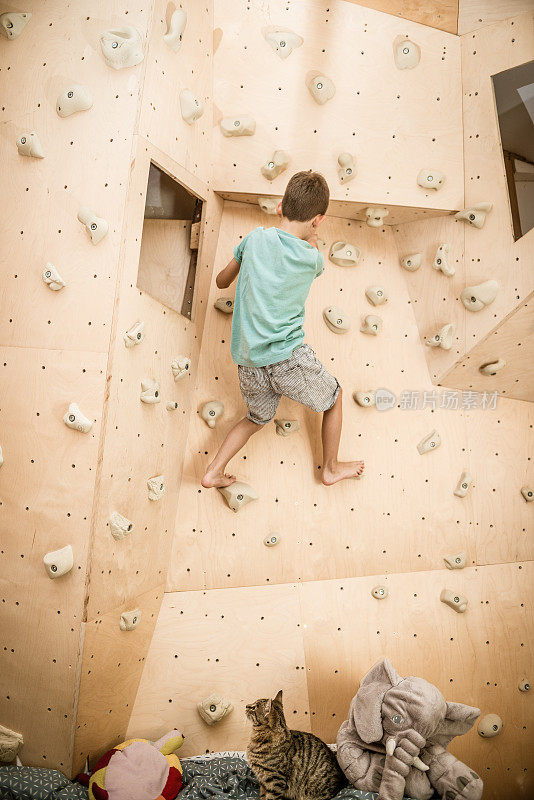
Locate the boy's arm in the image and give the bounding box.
[216,257,241,289]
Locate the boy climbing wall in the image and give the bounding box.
[202,170,365,489]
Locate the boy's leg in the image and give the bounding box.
[202,417,261,488]
[321,388,365,485]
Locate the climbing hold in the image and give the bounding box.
[371,585,388,600]
[365,207,389,227]
[140,379,160,404]
[201,400,224,428]
[43,545,73,579]
[264,534,280,547]
[197,693,234,725]
[220,116,256,137]
[63,403,93,433]
[123,320,145,347]
[171,355,191,381]
[0,11,30,40]
[307,74,335,105]
[180,89,204,124]
[147,475,165,502]
[360,315,382,335]
[166,401,179,411]
[0,724,23,763]
[263,26,303,59]
[56,85,93,117]
[275,419,300,437]
[477,714,503,738]
[109,512,135,541]
[218,481,258,512]
[77,207,108,245]
[323,306,350,334]
[214,297,234,314]
[261,150,289,181]
[16,132,44,158]
[479,359,506,376]
[100,26,144,70]
[433,243,454,276]
[417,429,441,455]
[455,202,492,228]
[258,196,281,215]
[120,609,142,631]
[521,487,534,503]
[518,679,531,692]
[426,323,454,350]
[42,263,65,291]
[337,153,356,184]
[443,551,467,570]
[417,169,445,191]
[353,391,376,408]
[440,589,468,613]
[400,253,422,272]
[393,36,420,69]
[460,280,499,311]
[453,472,472,498]
[0,445,3,467]
[365,286,388,306]
[329,241,361,267]
[163,8,186,52]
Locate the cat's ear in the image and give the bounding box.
[273,690,283,706]
[264,699,272,716]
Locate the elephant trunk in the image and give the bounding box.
[385,736,429,771]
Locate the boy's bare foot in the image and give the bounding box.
[322,460,365,486]
[201,469,236,489]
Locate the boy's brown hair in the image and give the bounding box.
[281,170,329,222]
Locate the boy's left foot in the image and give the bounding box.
[322,460,365,486]
[201,470,236,489]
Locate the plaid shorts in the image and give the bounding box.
[238,344,340,425]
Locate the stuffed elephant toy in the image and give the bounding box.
[336,658,483,800]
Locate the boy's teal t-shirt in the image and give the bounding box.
[230,226,324,367]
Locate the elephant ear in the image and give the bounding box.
[351,657,402,744]
[432,701,481,747]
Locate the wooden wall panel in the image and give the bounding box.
[213,0,463,214]
[458,0,534,35]
[345,0,458,34]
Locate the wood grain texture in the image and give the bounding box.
[458,0,534,34]
[345,0,459,34]
[137,219,193,314]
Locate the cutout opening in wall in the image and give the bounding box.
[136,161,204,319]
[492,60,534,241]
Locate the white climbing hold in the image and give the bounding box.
[261,150,289,181]
[353,391,376,408]
[264,534,280,547]
[140,379,160,404]
[433,243,454,276]
[426,323,454,350]
[220,116,256,137]
[43,545,73,579]
[479,359,506,376]
[109,512,135,540]
[0,445,3,467]
[56,85,93,118]
[263,26,303,59]
[201,400,224,428]
[274,419,300,437]
[147,475,165,502]
[455,202,492,228]
[417,169,445,191]
[180,89,204,124]
[218,481,258,513]
[417,429,441,455]
[329,241,361,267]
[440,588,468,613]
[323,306,350,334]
[0,11,30,40]
[77,207,108,245]
[214,297,234,314]
[400,253,422,272]
[100,26,144,70]
[307,74,335,105]
[120,609,142,631]
[518,679,531,692]
[163,8,186,52]
[460,280,498,311]
[337,153,356,184]
[197,693,234,725]
[360,315,382,335]
[171,355,191,381]
[258,196,281,215]
[371,585,388,600]
[443,551,467,570]
[453,472,472,498]
[393,36,420,69]
[0,724,24,763]
[123,321,145,347]
[477,713,502,738]
[166,401,179,411]
[16,132,44,158]
[63,403,93,433]
[365,286,388,306]
[365,207,389,227]
[42,263,65,291]
[521,486,534,503]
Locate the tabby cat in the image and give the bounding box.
[246,690,346,800]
